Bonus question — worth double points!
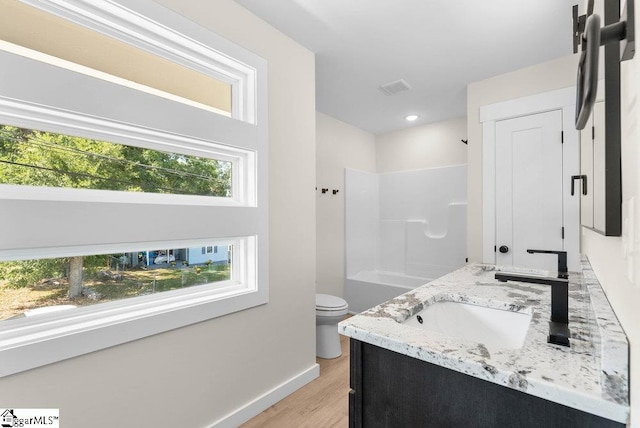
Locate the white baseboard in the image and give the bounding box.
[209,363,321,427]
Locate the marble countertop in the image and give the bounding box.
[338,259,629,424]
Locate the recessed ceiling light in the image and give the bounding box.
[405,114,419,121]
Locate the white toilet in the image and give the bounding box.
[316,293,349,359]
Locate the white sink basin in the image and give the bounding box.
[403,301,532,350]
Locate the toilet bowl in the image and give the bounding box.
[316,293,349,359]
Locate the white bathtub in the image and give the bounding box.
[344,270,433,314]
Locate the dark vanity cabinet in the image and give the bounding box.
[348,339,623,428]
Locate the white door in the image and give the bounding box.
[495,110,564,271]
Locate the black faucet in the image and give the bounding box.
[494,249,570,347]
[526,249,568,278]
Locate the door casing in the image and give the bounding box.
[480,86,581,272]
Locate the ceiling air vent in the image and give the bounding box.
[378,79,411,96]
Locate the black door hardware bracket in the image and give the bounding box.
[570,175,588,196]
[574,0,635,129]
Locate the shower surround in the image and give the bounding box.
[345,165,467,313]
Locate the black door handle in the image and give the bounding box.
[499,245,509,254]
[571,175,588,196]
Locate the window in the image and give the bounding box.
[0,0,233,116]
[0,125,234,197]
[0,241,236,321]
[0,0,268,377]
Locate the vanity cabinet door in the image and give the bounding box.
[349,339,624,428]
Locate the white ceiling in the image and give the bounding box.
[234,0,578,135]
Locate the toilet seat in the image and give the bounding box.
[316,293,348,313]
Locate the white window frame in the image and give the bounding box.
[18,0,258,124]
[0,0,268,378]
